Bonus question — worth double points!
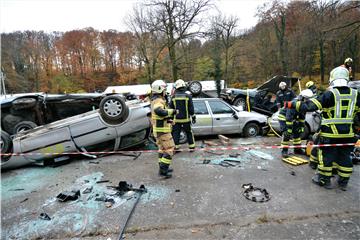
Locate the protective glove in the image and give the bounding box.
[191,115,196,124]
[285,128,292,138]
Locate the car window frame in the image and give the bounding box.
[207,99,235,115]
[193,100,210,115]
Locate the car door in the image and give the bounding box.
[69,114,117,151]
[207,100,239,134]
[20,125,77,162]
[192,100,213,135]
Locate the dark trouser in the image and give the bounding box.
[281,121,303,150]
[172,122,195,149]
[310,134,320,164]
[317,138,354,185]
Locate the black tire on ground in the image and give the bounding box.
[99,95,129,124]
[301,124,310,140]
[243,122,260,138]
[179,129,187,144]
[188,81,202,96]
[1,130,12,154]
[13,121,38,134]
[12,97,37,110]
[233,97,247,111]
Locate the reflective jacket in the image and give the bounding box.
[151,95,175,136]
[300,87,360,138]
[169,88,194,123]
[276,89,296,108]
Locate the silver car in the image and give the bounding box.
[268,110,321,139]
[1,95,151,170]
[179,98,268,143]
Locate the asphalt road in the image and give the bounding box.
[1,136,359,240]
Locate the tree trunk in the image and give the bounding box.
[319,38,325,85]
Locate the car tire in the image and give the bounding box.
[1,130,12,155]
[99,95,129,124]
[243,122,260,138]
[188,81,202,96]
[233,97,247,110]
[13,121,38,134]
[12,97,37,110]
[179,129,187,144]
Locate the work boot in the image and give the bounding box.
[158,163,172,178]
[294,148,306,155]
[281,148,289,158]
[337,177,348,191]
[312,174,332,189]
[309,161,318,170]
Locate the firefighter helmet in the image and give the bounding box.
[344,58,353,65]
[329,66,349,87]
[151,80,167,94]
[299,89,314,99]
[306,81,314,89]
[174,79,186,89]
[279,82,287,90]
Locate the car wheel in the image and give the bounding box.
[1,130,12,155]
[12,97,37,110]
[243,122,260,138]
[301,124,310,140]
[233,97,247,110]
[188,81,202,96]
[13,121,38,134]
[179,129,187,144]
[99,95,129,124]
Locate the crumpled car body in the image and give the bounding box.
[221,76,301,116]
[1,96,151,170]
[1,93,104,135]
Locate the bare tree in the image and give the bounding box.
[211,14,238,84]
[145,0,212,81]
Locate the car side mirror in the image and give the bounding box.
[232,111,239,120]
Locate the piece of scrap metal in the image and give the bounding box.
[282,156,309,166]
[56,190,80,202]
[118,182,147,240]
[242,183,270,203]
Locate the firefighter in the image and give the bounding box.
[342,57,353,80]
[276,82,297,155]
[286,66,360,190]
[281,89,312,157]
[306,81,318,96]
[170,79,196,151]
[150,80,178,178]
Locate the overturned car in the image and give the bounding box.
[1,95,151,170]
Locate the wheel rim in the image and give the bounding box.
[235,99,246,108]
[104,99,123,117]
[190,83,201,93]
[247,126,258,137]
[17,126,31,133]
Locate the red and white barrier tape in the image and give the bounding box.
[0,143,357,157]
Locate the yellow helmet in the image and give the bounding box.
[306,81,314,89]
[344,57,353,65]
[151,80,167,94]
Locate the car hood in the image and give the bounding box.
[258,76,301,93]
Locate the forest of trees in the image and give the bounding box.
[1,0,359,93]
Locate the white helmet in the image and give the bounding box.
[279,82,287,90]
[299,89,314,99]
[151,79,167,94]
[174,79,186,89]
[329,66,349,87]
